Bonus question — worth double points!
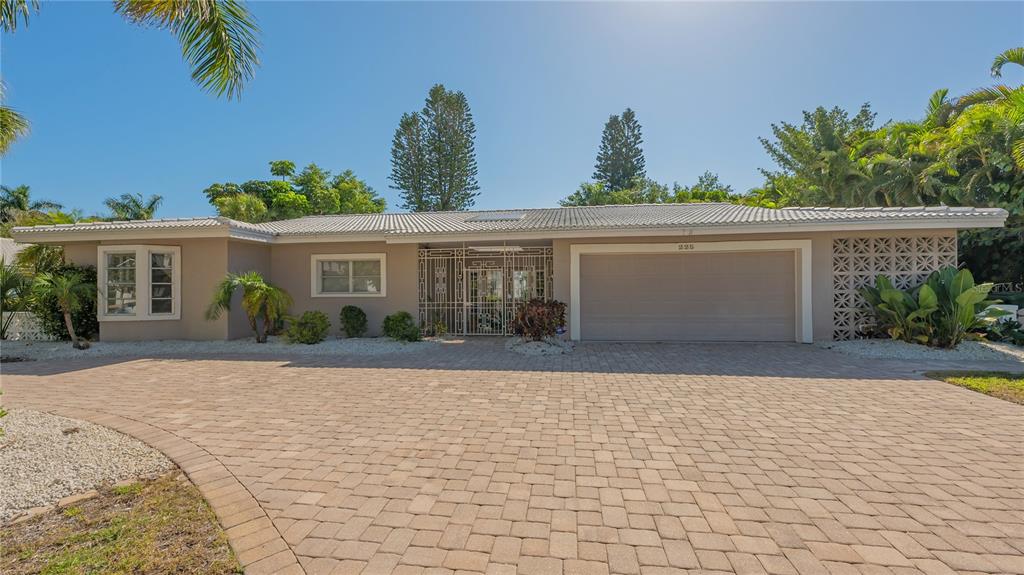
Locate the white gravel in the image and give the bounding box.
[505,336,575,356]
[816,338,1024,362]
[0,336,438,362]
[0,409,173,523]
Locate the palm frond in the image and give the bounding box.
[1013,139,1024,170]
[114,0,260,100]
[0,104,30,156]
[954,85,1019,111]
[991,46,1024,78]
[0,0,39,32]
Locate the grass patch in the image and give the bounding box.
[1,473,240,575]
[927,371,1024,404]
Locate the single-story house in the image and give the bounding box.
[11,203,1007,343]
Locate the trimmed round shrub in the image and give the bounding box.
[284,310,330,344]
[30,264,100,341]
[339,305,368,338]
[382,311,421,342]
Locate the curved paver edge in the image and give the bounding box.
[42,406,305,575]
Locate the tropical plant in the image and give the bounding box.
[0,257,29,339]
[982,318,1024,346]
[14,243,64,274]
[0,0,261,155]
[0,184,62,223]
[283,310,330,344]
[339,305,367,338]
[205,271,292,343]
[513,299,566,342]
[389,84,479,211]
[213,193,268,222]
[593,108,646,191]
[270,191,311,220]
[103,193,163,220]
[32,269,97,349]
[860,275,938,344]
[29,264,100,342]
[0,82,29,155]
[382,311,420,342]
[860,266,1006,349]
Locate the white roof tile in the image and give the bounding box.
[11,203,1007,240]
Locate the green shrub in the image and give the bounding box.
[983,319,1024,346]
[30,264,100,341]
[382,311,421,342]
[514,299,566,341]
[860,266,1007,349]
[283,310,330,344]
[339,305,368,338]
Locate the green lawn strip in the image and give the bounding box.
[926,371,1024,405]
[1,473,240,575]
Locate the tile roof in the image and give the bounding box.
[11,203,1007,240]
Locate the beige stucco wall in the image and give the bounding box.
[63,238,230,341]
[552,229,958,342]
[226,241,273,339]
[269,241,418,337]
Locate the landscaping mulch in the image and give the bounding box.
[0,472,240,575]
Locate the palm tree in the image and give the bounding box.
[14,244,65,275]
[0,82,29,156]
[0,184,62,223]
[205,271,292,343]
[32,270,96,349]
[0,0,260,154]
[104,193,163,220]
[0,257,30,339]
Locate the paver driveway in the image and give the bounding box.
[3,341,1023,575]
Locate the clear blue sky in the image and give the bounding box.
[2,2,1021,217]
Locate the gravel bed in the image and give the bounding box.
[505,337,575,356]
[0,409,173,523]
[0,336,438,362]
[816,338,1024,362]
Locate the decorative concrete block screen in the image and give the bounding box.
[832,234,957,340]
[2,311,55,341]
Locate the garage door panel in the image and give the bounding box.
[579,251,796,342]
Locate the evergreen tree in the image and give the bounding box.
[593,108,646,191]
[390,84,479,211]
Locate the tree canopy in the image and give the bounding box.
[390,84,479,211]
[593,108,646,191]
[202,161,384,222]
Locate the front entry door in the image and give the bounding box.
[466,268,504,334]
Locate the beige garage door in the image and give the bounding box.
[579,251,796,341]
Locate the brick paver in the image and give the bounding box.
[2,341,1022,574]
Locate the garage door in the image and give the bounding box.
[579,251,796,341]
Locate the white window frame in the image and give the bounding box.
[97,245,181,321]
[310,253,387,298]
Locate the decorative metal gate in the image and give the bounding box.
[418,246,554,335]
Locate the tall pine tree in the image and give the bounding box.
[593,108,646,191]
[390,84,479,211]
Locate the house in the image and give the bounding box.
[10,203,1007,343]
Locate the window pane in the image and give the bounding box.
[352,277,380,293]
[320,260,349,275]
[149,251,174,314]
[107,285,136,315]
[321,276,349,293]
[151,269,172,284]
[352,260,380,276]
[151,253,172,268]
[106,252,136,315]
[151,299,172,314]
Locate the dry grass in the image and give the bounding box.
[0,472,240,575]
[927,371,1024,405]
